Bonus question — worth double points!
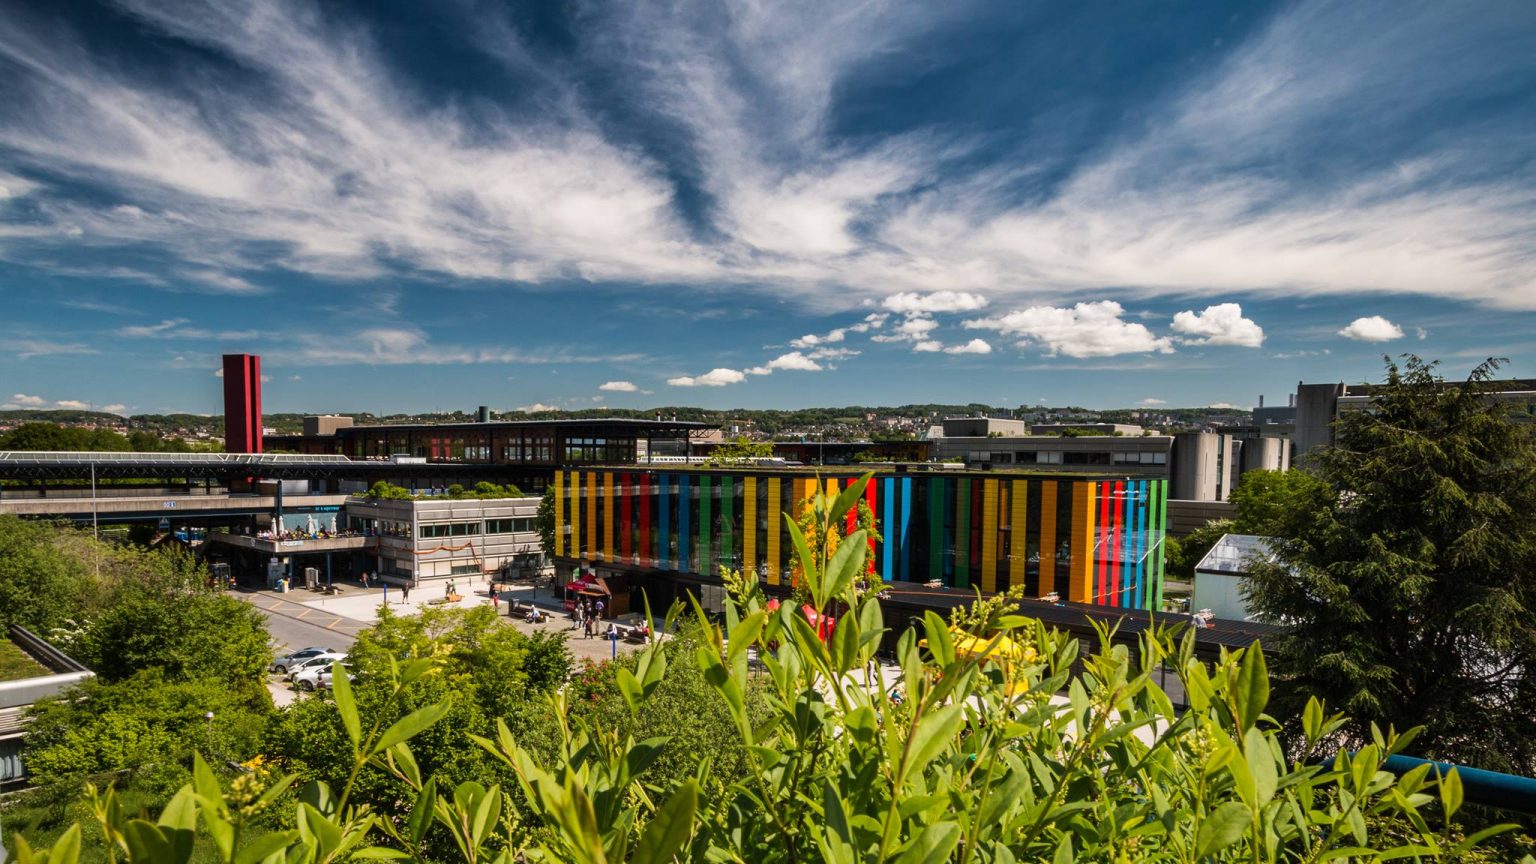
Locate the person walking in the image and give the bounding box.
[402,582,410,603]
[361,571,370,589]
[594,598,605,619]
[490,583,499,611]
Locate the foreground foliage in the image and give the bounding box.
[13,473,1521,863]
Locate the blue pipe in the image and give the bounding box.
[1378,754,1536,814]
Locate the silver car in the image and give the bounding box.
[270,646,335,675]
[285,653,348,681]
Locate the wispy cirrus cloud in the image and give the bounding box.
[0,0,1529,339]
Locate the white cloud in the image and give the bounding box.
[55,399,90,410]
[599,380,639,392]
[806,347,859,360]
[0,0,1528,322]
[667,368,747,387]
[943,338,993,355]
[912,340,943,353]
[267,327,644,367]
[0,170,38,199]
[790,328,846,349]
[13,339,97,360]
[1208,402,1239,410]
[871,314,940,343]
[882,292,989,314]
[765,351,822,372]
[592,396,604,403]
[119,318,258,340]
[100,403,128,414]
[1415,327,1429,340]
[965,301,1176,358]
[847,313,888,333]
[289,374,302,381]
[1138,398,1167,405]
[514,403,559,413]
[10,393,46,406]
[1338,315,1405,342]
[1170,303,1265,347]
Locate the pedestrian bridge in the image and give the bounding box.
[0,492,352,523]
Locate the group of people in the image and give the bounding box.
[571,596,606,638]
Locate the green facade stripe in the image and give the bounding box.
[1153,480,1167,610]
[954,478,971,589]
[697,475,712,575]
[928,478,944,585]
[720,476,734,572]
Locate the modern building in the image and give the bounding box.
[221,353,263,454]
[205,493,545,588]
[264,417,712,491]
[550,465,1170,615]
[1293,377,1536,459]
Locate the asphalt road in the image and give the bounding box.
[238,589,368,656]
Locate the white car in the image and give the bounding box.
[291,658,349,690]
[284,652,347,681]
[315,665,356,691]
[270,646,334,675]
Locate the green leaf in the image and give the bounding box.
[922,612,954,666]
[349,849,412,860]
[408,777,438,845]
[632,779,698,864]
[330,661,362,749]
[156,788,199,864]
[233,831,299,864]
[1196,801,1251,859]
[894,821,960,864]
[1440,767,1464,821]
[827,474,870,529]
[47,825,82,864]
[122,821,172,864]
[370,702,451,756]
[1233,644,1269,730]
[823,528,867,604]
[1302,696,1323,742]
[471,784,503,848]
[785,512,821,599]
[908,705,964,773]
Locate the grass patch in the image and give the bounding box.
[0,638,50,682]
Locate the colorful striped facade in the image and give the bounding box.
[553,469,1167,611]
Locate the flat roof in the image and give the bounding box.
[337,418,712,432]
[577,463,1166,481]
[0,451,353,465]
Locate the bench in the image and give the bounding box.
[614,623,652,644]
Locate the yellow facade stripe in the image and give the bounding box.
[1038,481,1058,597]
[602,472,615,562]
[1069,481,1096,604]
[586,471,597,560]
[766,477,782,585]
[553,471,565,557]
[568,471,580,559]
[824,477,838,503]
[1009,479,1027,589]
[980,479,999,593]
[742,477,758,581]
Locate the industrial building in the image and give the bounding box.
[1293,377,1536,459]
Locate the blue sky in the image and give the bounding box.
[0,0,1533,415]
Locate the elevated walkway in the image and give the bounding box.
[0,493,352,522]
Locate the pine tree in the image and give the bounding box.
[1245,356,1536,771]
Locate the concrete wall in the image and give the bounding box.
[940,417,1029,437]
[1166,499,1236,536]
[1171,432,1219,500]
[936,435,1172,474]
[1294,382,1344,460]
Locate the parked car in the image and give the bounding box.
[294,661,354,692]
[270,646,334,674]
[315,664,356,691]
[284,652,348,681]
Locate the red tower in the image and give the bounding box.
[222,353,264,453]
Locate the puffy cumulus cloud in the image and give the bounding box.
[943,338,993,355]
[1338,315,1405,342]
[790,328,846,348]
[55,399,90,410]
[515,403,559,413]
[1208,402,1240,410]
[912,340,943,352]
[882,292,988,314]
[965,301,1175,358]
[1170,303,1265,347]
[667,368,747,387]
[766,351,823,372]
[599,380,639,392]
[100,403,128,414]
[1138,398,1167,406]
[847,313,888,333]
[10,393,46,406]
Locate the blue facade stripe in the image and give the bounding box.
[1135,480,1148,609]
[882,477,895,579]
[899,477,912,581]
